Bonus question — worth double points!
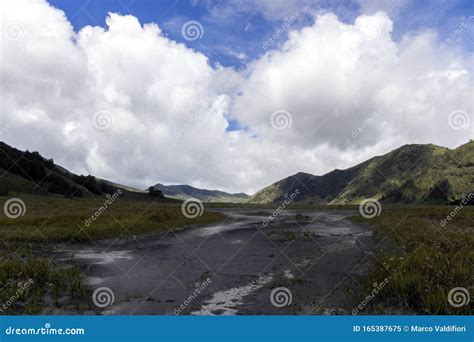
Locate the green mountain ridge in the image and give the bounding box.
[152,183,249,203]
[0,141,175,201]
[2,140,472,205]
[247,142,474,205]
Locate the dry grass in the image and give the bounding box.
[352,205,474,314]
[0,194,226,314]
[0,194,226,242]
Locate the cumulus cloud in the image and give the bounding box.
[231,11,472,163]
[0,0,472,194]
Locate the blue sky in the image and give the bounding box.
[48,0,473,68]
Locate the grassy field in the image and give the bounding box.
[1,194,472,315]
[352,206,473,314]
[0,194,226,314]
[0,244,91,314]
[0,194,226,242]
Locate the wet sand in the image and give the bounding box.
[52,208,376,315]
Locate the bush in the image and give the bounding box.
[148,186,163,198]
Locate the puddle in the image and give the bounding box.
[74,250,134,265]
[85,276,104,285]
[325,238,357,252]
[191,275,273,315]
[196,219,260,237]
[312,227,352,236]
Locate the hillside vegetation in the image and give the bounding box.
[248,142,474,205]
[152,183,249,203]
[352,206,474,314]
[0,195,225,242]
[0,142,173,201]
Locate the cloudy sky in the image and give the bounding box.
[0,0,472,194]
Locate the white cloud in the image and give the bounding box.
[0,0,472,194]
[231,11,472,161]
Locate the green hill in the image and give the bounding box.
[0,141,174,201]
[3,140,472,205]
[248,142,474,205]
[152,183,249,203]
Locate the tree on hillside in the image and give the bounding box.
[148,186,163,198]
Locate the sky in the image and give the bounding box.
[0,0,473,194]
[47,0,474,68]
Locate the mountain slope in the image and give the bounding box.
[152,183,249,203]
[0,141,172,201]
[248,142,474,205]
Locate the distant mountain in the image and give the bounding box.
[0,141,175,201]
[248,142,474,205]
[152,183,249,203]
[4,140,472,205]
